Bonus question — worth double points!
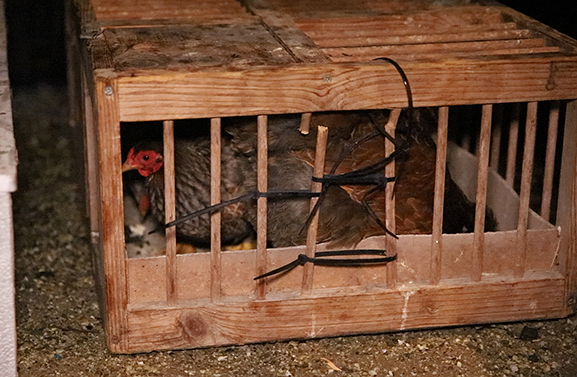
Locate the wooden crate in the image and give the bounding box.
[66,0,577,353]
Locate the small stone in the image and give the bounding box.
[510,364,519,373]
[528,354,540,362]
[519,326,539,341]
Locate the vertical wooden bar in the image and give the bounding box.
[541,101,560,220]
[299,112,312,135]
[385,109,401,288]
[255,115,268,300]
[96,80,128,353]
[83,71,100,241]
[515,102,538,278]
[506,103,520,185]
[431,107,449,285]
[210,118,222,301]
[163,120,177,306]
[556,100,577,314]
[302,126,328,294]
[472,104,492,281]
[490,104,503,169]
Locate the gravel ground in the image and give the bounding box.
[13,86,577,377]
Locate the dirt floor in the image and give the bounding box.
[13,86,577,377]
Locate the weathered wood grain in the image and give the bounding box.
[90,0,255,24]
[99,24,295,72]
[256,115,268,299]
[541,101,560,220]
[95,80,128,353]
[431,107,449,285]
[111,59,577,121]
[122,272,566,353]
[163,120,177,306]
[210,118,223,302]
[557,100,577,312]
[515,102,538,278]
[241,0,330,63]
[473,104,492,281]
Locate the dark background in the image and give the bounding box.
[4,0,577,88]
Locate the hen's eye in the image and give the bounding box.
[143,155,150,161]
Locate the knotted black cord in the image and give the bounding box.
[254,249,397,280]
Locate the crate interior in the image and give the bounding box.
[120,101,565,306]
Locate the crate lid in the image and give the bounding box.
[76,0,577,119]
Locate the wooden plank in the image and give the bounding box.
[90,0,255,24]
[95,79,128,353]
[299,22,519,41]
[385,109,400,288]
[210,118,222,301]
[113,58,577,121]
[163,120,177,306]
[123,273,566,352]
[126,226,560,304]
[541,101,560,220]
[240,0,331,63]
[473,104,492,281]
[322,38,555,60]
[99,25,295,72]
[256,115,268,299]
[293,6,504,29]
[431,107,448,285]
[299,112,311,134]
[515,102,538,278]
[489,104,503,169]
[302,126,328,294]
[505,103,520,185]
[496,5,577,53]
[310,29,533,48]
[556,100,577,313]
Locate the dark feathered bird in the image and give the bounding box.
[123,109,496,250]
[122,138,256,246]
[226,109,497,247]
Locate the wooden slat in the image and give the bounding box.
[498,6,577,54]
[240,0,331,64]
[96,80,128,353]
[506,103,520,185]
[385,109,401,288]
[473,104,492,281]
[127,226,561,304]
[210,118,222,301]
[123,273,566,353]
[83,71,101,238]
[540,101,560,220]
[302,126,328,294]
[299,112,311,134]
[90,0,255,24]
[299,22,520,41]
[322,38,556,61]
[163,120,177,306]
[489,104,503,169]
[114,58,577,121]
[293,6,505,31]
[99,25,295,72]
[311,29,533,48]
[515,102,538,278]
[556,100,577,313]
[328,47,562,64]
[255,115,268,299]
[431,106,449,285]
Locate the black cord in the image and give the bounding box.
[254,249,397,280]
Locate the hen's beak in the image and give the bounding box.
[122,161,137,173]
